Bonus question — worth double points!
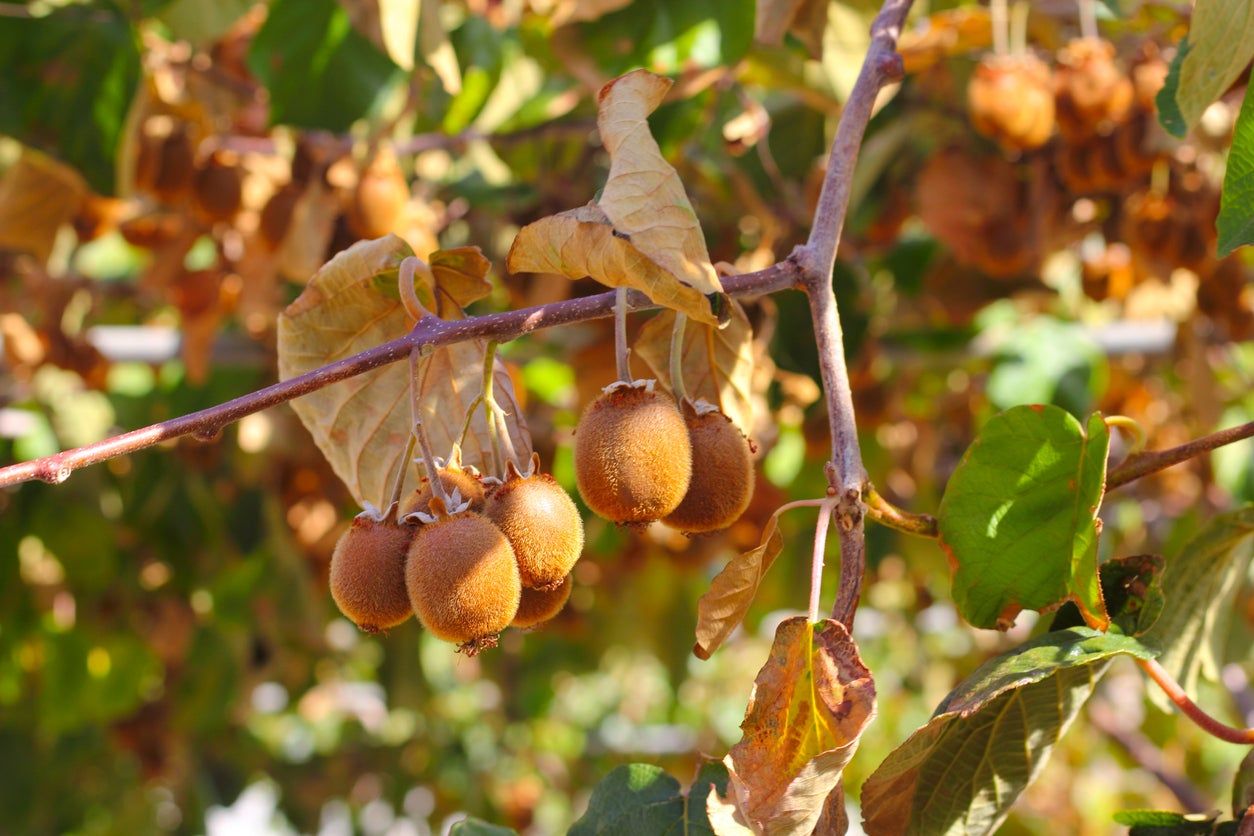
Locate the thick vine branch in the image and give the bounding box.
[793,0,913,626]
[0,264,800,489]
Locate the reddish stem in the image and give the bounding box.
[1138,657,1254,745]
[1107,421,1254,491]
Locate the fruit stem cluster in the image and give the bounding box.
[668,313,689,406]
[409,345,451,509]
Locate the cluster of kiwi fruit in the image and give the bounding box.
[573,379,755,535]
[329,449,583,654]
[133,122,245,226]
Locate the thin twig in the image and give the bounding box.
[809,500,836,622]
[864,484,939,538]
[614,287,630,382]
[0,263,801,489]
[991,0,1009,56]
[1077,0,1097,40]
[1107,421,1254,491]
[669,312,689,405]
[386,432,418,514]
[1139,657,1254,745]
[410,348,450,508]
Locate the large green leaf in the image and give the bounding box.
[568,761,728,836]
[247,0,399,132]
[1140,506,1254,713]
[0,5,141,194]
[861,627,1155,836]
[938,405,1111,630]
[1218,88,1254,256]
[1156,1,1254,137]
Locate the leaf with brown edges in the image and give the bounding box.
[635,300,756,434]
[693,510,783,660]
[507,204,719,324]
[720,617,875,835]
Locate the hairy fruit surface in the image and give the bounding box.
[574,383,692,524]
[402,465,486,517]
[663,407,754,534]
[512,574,573,629]
[405,511,520,651]
[967,54,1055,151]
[329,515,415,633]
[485,460,584,589]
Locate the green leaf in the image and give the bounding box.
[449,818,516,835]
[1218,87,1254,255]
[569,762,726,836]
[938,406,1111,630]
[0,5,141,194]
[157,0,256,45]
[1115,809,1223,835]
[1155,2,1254,137]
[247,0,399,132]
[1050,553,1165,637]
[862,627,1155,836]
[577,0,754,76]
[985,318,1108,418]
[1140,506,1254,713]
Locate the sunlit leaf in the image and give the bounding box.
[755,0,826,56]
[1140,506,1254,713]
[507,204,719,324]
[596,70,722,298]
[1218,88,1254,256]
[1156,1,1254,137]
[0,151,86,263]
[693,510,784,660]
[277,236,529,507]
[861,627,1155,836]
[158,0,256,45]
[634,300,755,433]
[449,818,516,835]
[418,0,462,95]
[937,405,1110,631]
[722,617,875,835]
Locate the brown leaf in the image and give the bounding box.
[634,300,756,434]
[507,204,719,324]
[427,246,493,315]
[693,510,784,660]
[725,618,876,836]
[755,0,827,57]
[596,70,722,299]
[278,181,340,281]
[0,151,87,263]
[418,0,461,95]
[548,0,632,26]
[706,786,754,835]
[277,236,530,507]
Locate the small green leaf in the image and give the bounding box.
[1218,87,1254,256]
[1140,506,1254,713]
[247,0,400,132]
[862,628,1155,836]
[1156,39,1190,138]
[938,405,1110,630]
[1115,809,1222,835]
[449,818,516,835]
[0,5,141,194]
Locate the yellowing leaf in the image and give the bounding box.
[724,618,875,835]
[507,204,719,324]
[427,246,493,315]
[755,0,827,56]
[634,300,756,434]
[596,70,722,298]
[419,0,461,95]
[693,511,783,660]
[277,236,529,507]
[0,151,86,263]
[548,0,632,26]
[338,0,418,71]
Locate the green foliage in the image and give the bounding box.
[1218,89,1254,255]
[0,4,140,193]
[569,762,727,836]
[247,0,400,132]
[937,406,1110,630]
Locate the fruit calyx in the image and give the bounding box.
[402,490,472,525]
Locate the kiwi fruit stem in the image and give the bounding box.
[614,287,631,382]
[408,345,450,508]
[668,313,689,406]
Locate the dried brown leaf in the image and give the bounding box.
[725,618,875,835]
[694,510,784,660]
[596,70,722,298]
[0,151,87,263]
[427,246,493,315]
[418,0,461,95]
[278,180,339,281]
[277,236,529,507]
[635,300,756,434]
[339,0,417,71]
[507,205,719,324]
[755,0,827,56]
[548,0,632,27]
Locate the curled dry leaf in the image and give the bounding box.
[721,618,875,836]
[0,151,87,263]
[693,508,783,660]
[277,236,529,507]
[277,180,340,281]
[507,204,719,324]
[635,299,756,434]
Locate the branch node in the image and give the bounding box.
[38,462,72,485]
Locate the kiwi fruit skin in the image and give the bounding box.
[193,151,243,223]
[329,516,415,632]
[663,409,755,534]
[401,467,486,517]
[347,149,407,240]
[405,512,520,645]
[512,574,573,629]
[574,384,693,524]
[485,472,583,589]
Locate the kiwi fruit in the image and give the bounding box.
[401,448,485,517]
[512,574,573,629]
[405,500,521,653]
[150,126,196,203]
[329,511,415,633]
[484,454,584,590]
[1055,38,1134,141]
[967,54,1055,151]
[192,150,244,223]
[663,405,754,534]
[574,381,693,524]
[347,147,407,240]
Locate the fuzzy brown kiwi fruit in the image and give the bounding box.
[663,405,754,534]
[967,54,1055,151]
[329,512,414,633]
[193,150,244,223]
[484,455,584,590]
[151,126,196,203]
[347,147,407,240]
[405,502,521,653]
[574,381,692,524]
[1054,38,1134,140]
[401,450,485,517]
[512,574,573,629]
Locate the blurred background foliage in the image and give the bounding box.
[0,0,1252,833]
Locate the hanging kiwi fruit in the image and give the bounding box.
[192,149,244,224]
[347,146,408,240]
[663,401,754,535]
[329,506,415,633]
[967,53,1056,151]
[484,453,584,590]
